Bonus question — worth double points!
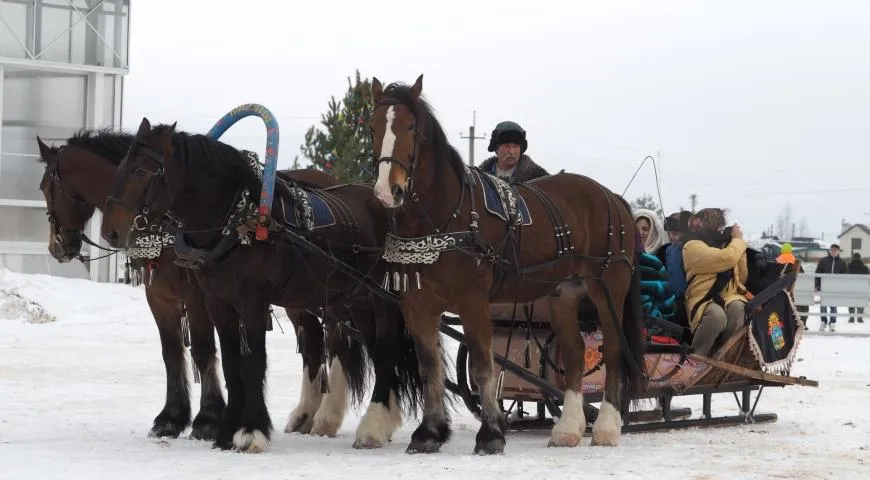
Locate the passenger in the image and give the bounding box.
[478,121,548,183]
[633,208,666,253]
[682,208,748,357]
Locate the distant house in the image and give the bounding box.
[837,223,870,259]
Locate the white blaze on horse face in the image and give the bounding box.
[374,106,398,207]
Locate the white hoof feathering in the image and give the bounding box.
[591,395,622,446]
[354,389,403,449]
[285,366,324,434]
[310,359,349,437]
[548,389,585,448]
[232,429,269,453]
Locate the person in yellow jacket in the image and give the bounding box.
[682,208,748,357]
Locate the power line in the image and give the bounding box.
[459,110,487,166]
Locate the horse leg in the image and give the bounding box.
[144,284,190,439]
[284,309,326,435]
[457,293,507,455]
[186,285,226,441]
[404,298,451,454]
[309,308,355,437]
[586,278,629,446]
[230,292,272,453]
[354,297,408,449]
[546,280,588,447]
[205,297,244,451]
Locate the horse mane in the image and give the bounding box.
[150,124,262,198]
[380,82,466,180]
[64,128,135,165]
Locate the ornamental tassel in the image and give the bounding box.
[495,370,506,400]
[416,271,422,290]
[393,271,400,291]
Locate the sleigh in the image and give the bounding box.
[439,259,818,434]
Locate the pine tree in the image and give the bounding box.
[631,192,664,218]
[297,70,374,183]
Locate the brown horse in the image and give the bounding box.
[367,75,647,454]
[35,130,371,443]
[98,118,432,453]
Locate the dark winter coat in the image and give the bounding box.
[478,154,549,183]
[814,254,848,290]
[847,259,869,275]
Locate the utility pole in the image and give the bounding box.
[689,194,698,213]
[460,110,487,166]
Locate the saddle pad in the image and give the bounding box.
[277,179,336,231]
[473,169,532,226]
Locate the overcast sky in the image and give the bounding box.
[122,0,870,241]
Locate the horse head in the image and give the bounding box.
[101,117,180,249]
[369,74,425,208]
[36,136,97,262]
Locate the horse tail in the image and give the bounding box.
[390,314,459,421]
[614,192,648,413]
[330,319,371,409]
[620,262,648,413]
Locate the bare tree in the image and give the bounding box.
[798,216,810,237]
[775,204,793,240]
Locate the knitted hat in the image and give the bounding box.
[780,242,793,254]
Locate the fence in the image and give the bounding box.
[794,273,870,318]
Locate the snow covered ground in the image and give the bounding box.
[1,269,868,479]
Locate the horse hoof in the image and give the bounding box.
[405,439,442,454]
[548,433,581,448]
[232,428,270,453]
[284,412,313,434]
[148,422,185,439]
[473,437,505,455]
[590,430,620,447]
[190,421,220,441]
[353,435,386,449]
[310,415,340,437]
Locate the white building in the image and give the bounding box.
[0,0,129,282]
[837,223,870,260]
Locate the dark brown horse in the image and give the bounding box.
[367,75,647,454]
[35,130,371,443]
[98,118,431,453]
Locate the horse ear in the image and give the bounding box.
[371,77,383,103]
[36,136,53,163]
[137,117,152,137]
[157,121,177,147]
[410,74,423,98]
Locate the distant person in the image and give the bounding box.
[846,251,868,324]
[776,242,809,328]
[478,121,548,182]
[815,244,847,332]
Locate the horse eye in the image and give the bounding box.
[408,123,416,131]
